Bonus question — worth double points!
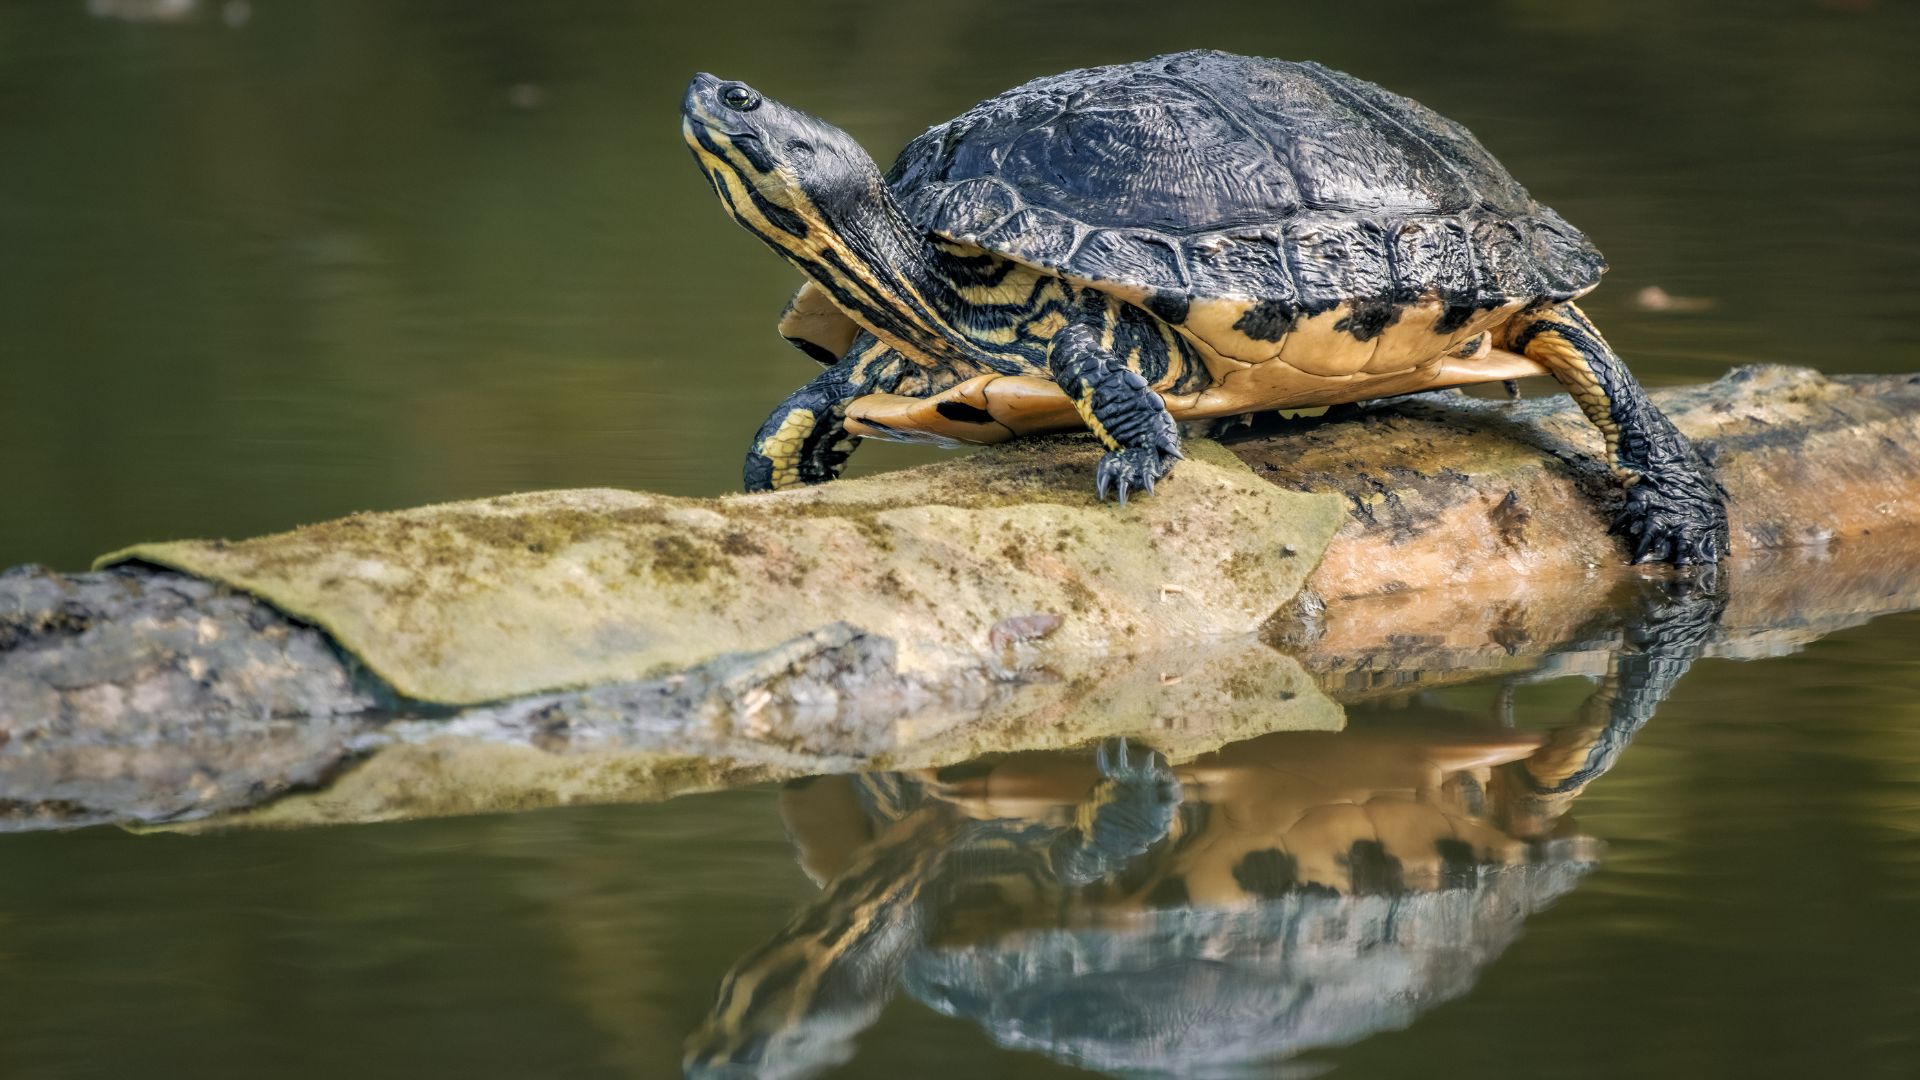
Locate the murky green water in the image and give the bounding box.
[3,1,1920,1077]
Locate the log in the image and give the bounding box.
[1243,364,1920,604]
[2,365,1917,830]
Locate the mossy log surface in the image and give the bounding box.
[3,365,1918,830]
[96,439,1344,703]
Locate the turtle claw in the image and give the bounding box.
[1093,735,1171,786]
[1053,737,1181,883]
[1094,446,1177,506]
[1612,467,1728,568]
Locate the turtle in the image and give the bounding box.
[682,50,1728,566]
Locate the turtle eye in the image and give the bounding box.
[720,84,761,112]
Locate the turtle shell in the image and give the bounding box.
[887,50,1605,320]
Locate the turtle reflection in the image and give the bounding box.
[687,592,1714,1078]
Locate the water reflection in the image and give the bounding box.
[685,588,1719,1077]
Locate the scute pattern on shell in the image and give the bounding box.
[887,50,1606,316]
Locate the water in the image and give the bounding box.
[4,601,1918,1077]
[2,1,1920,1076]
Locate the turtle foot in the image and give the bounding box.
[1094,445,1179,506]
[1613,463,1729,567]
[1052,738,1181,884]
[1629,575,1727,658]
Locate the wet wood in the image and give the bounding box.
[1239,365,1920,605]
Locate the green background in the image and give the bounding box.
[3,0,1917,569]
[2,2,1918,1077]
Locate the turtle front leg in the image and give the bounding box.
[1049,302,1183,504]
[744,362,860,492]
[1048,737,1183,886]
[1505,302,1729,565]
[744,337,919,492]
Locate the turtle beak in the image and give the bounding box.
[682,72,725,127]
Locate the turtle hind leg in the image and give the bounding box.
[1506,302,1728,566]
[1049,304,1183,505]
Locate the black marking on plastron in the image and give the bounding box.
[1231,848,1300,898]
[785,336,841,366]
[934,401,995,424]
[1146,291,1190,324]
[1233,299,1298,342]
[1433,301,1484,335]
[1333,300,1402,342]
[1452,332,1489,358]
[1435,838,1479,891]
[1345,839,1407,895]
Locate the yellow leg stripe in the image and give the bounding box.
[757,407,817,491]
[1074,386,1122,451]
[1507,305,1633,481]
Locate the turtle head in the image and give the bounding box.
[682,72,980,367]
[682,73,887,245]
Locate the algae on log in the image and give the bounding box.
[96,439,1343,704]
